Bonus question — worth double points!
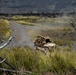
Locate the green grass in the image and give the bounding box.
[12,16,40,26]
[11,15,71,26]
[0,19,11,40]
[11,15,58,25]
[0,16,76,75]
[17,20,36,26]
[0,47,76,75]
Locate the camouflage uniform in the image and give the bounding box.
[34,35,51,50]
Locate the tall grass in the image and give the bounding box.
[0,47,76,75]
[0,19,11,40]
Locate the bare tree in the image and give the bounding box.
[0,36,15,70]
[0,36,32,74]
[0,36,14,49]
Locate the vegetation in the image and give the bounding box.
[12,16,70,25]
[0,19,11,40]
[12,16,41,26]
[0,47,76,75]
[69,14,76,30]
[12,16,65,25]
[40,28,75,46]
[0,15,76,75]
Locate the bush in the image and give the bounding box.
[0,19,11,40]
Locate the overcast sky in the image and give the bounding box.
[0,0,76,13]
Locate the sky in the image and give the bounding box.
[0,0,76,13]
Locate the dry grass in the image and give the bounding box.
[0,19,11,40]
[12,16,40,26]
[40,28,74,46]
[0,46,76,75]
[17,20,35,26]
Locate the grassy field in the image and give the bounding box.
[11,16,70,26]
[0,16,76,75]
[12,16,40,26]
[40,27,75,46]
[0,47,76,75]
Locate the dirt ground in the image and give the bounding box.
[7,17,76,50]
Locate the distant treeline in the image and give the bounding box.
[0,12,76,18]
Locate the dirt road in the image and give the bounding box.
[8,21,71,49]
[8,21,35,48]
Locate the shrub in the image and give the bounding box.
[0,19,11,40]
